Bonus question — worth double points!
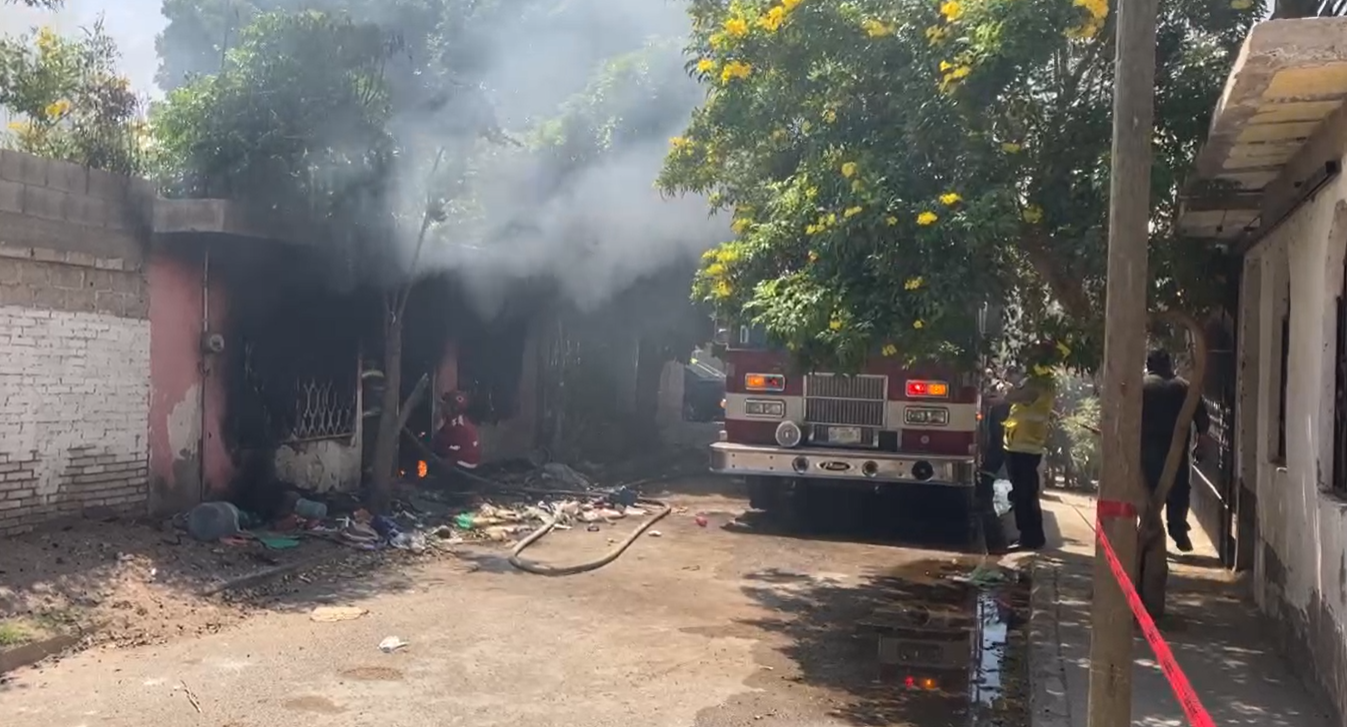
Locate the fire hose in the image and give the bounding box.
[401,428,673,576]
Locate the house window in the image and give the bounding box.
[1277,310,1290,464]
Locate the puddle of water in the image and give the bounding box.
[864,581,1013,716]
[970,591,1007,707]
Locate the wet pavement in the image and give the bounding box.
[1,477,1030,727]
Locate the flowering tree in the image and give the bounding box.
[0,23,144,174]
[658,0,1258,371]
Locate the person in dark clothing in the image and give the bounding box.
[1141,348,1212,553]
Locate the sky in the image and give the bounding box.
[0,0,167,99]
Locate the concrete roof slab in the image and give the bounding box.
[1182,18,1347,240]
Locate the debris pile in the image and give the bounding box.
[177,460,655,555]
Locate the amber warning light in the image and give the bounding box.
[744,373,786,392]
[905,380,949,398]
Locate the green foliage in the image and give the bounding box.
[151,11,396,210]
[0,23,144,175]
[658,0,1258,372]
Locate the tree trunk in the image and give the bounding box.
[369,296,403,514]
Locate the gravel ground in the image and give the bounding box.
[2,477,1031,727]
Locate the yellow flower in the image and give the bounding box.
[841,161,858,178]
[1001,142,1022,154]
[1056,341,1073,357]
[925,25,948,44]
[670,136,691,148]
[696,58,716,73]
[44,99,71,119]
[904,277,924,291]
[940,0,964,22]
[823,108,837,124]
[1022,205,1044,224]
[35,27,57,53]
[916,211,938,226]
[782,0,802,9]
[1075,0,1108,20]
[731,218,750,234]
[913,320,925,330]
[844,206,863,218]
[806,224,820,235]
[805,185,818,199]
[948,65,971,80]
[882,343,898,357]
[712,280,733,299]
[862,19,894,38]
[1230,0,1252,7]
[886,215,898,226]
[725,17,749,37]
[825,212,837,225]
[759,6,787,31]
[7,120,30,133]
[829,318,843,331]
[720,60,753,82]
[939,192,962,206]
[939,60,953,72]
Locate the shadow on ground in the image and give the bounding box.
[703,558,1031,727]
[1041,541,1334,727]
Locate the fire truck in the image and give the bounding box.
[709,309,996,536]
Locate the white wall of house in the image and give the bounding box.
[1240,165,1347,713]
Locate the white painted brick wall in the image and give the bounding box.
[0,304,150,532]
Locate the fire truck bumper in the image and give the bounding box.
[709,442,976,487]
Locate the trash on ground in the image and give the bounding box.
[950,563,1009,587]
[186,502,242,541]
[694,514,709,527]
[310,606,369,623]
[649,530,663,538]
[540,462,594,490]
[379,636,408,653]
[254,534,301,551]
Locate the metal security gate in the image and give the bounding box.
[1195,260,1241,568]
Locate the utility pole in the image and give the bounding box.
[1087,0,1159,723]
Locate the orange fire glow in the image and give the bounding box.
[417,460,428,479]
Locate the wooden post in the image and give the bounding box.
[1087,0,1159,723]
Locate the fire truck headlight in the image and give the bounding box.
[745,399,785,418]
[775,420,803,448]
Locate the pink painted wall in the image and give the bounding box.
[147,250,232,514]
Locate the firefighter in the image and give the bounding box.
[1001,340,1063,550]
[433,390,481,487]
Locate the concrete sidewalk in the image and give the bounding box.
[1026,489,1337,727]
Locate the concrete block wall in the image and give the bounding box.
[0,150,151,535]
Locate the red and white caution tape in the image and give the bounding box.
[1096,500,1216,727]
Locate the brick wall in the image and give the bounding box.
[0,151,151,535]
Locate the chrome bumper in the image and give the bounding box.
[709,442,975,487]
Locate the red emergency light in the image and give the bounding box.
[905,379,949,398]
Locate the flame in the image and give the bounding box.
[417,460,428,479]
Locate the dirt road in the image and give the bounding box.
[1,481,1027,727]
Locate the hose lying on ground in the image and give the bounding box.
[401,427,674,576]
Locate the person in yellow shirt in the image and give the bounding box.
[1001,343,1061,550]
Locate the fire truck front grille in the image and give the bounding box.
[804,374,887,427]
